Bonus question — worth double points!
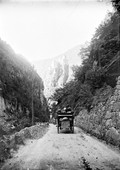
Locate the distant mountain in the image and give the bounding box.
[33,45,82,98]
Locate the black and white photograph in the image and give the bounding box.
[0,0,120,169]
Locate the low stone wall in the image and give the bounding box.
[0,123,49,165]
[76,76,120,148]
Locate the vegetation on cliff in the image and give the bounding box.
[0,38,49,125]
[51,5,120,114]
[50,1,120,147]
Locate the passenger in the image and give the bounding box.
[62,107,67,114]
[66,105,74,128]
[57,108,61,115]
[66,104,72,114]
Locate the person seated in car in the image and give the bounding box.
[66,104,72,114]
[56,108,61,115]
[62,107,67,114]
[66,105,74,127]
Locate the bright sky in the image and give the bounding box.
[0,1,113,63]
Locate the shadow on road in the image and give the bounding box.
[58,129,76,134]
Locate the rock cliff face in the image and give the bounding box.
[0,96,5,117]
[34,45,82,98]
[76,76,120,147]
[0,38,49,127]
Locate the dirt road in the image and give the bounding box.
[2,124,120,170]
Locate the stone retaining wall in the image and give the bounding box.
[0,123,49,165]
[76,76,120,147]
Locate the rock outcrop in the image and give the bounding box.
[76,76,120,147]
[0,38,49,124]
[0,82,5,117]
[0,96,5,117]
[33,45,82,98]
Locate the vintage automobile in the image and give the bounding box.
[56,107,74,133]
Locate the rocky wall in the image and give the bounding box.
[0,96,5,117]
[76,76,120,147]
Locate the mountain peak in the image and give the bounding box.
[33,45,82,98]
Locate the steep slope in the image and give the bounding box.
[51,11,120,110]
[51,11,120,148]
[0,38,49,131]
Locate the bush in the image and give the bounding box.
[85,68,105,90]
